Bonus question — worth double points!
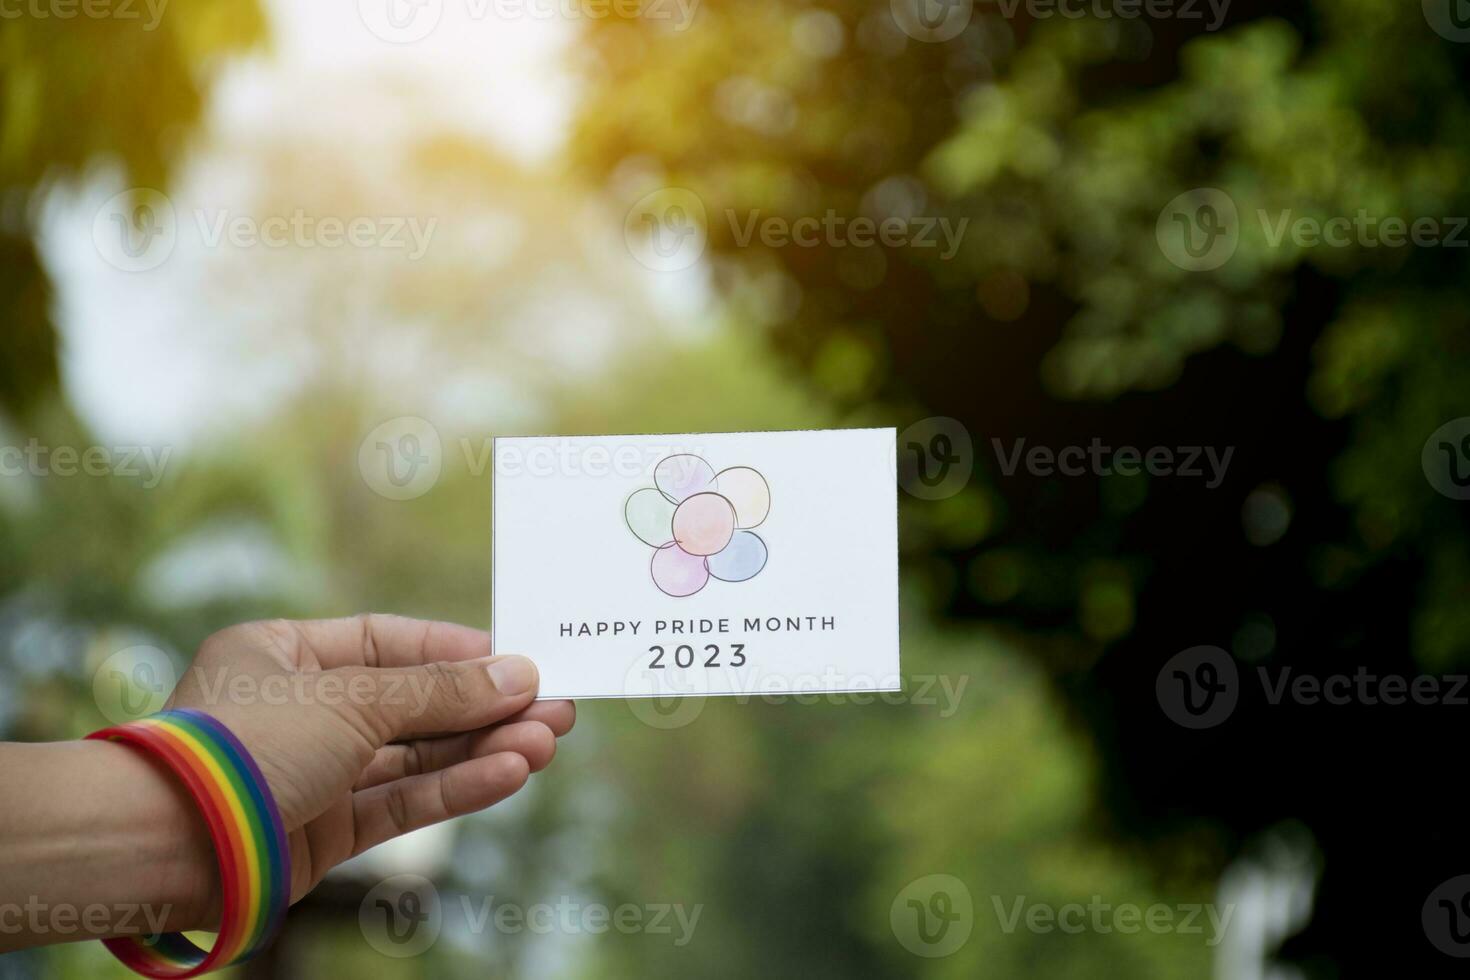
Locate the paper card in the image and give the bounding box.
[492,428,900,700]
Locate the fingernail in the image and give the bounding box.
[487,655,537,695]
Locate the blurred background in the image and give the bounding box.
[3,0,1469,975]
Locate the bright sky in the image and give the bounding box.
[260,0,575,162]
[43,0,578,448]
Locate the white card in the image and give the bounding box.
[492,428,900,700]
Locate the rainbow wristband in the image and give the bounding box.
[86,709,290,978]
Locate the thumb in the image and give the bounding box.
[346,654,540,743]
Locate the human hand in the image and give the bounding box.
[162,615,573,922]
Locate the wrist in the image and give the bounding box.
[84,738,222,931]
[0,740,218,952]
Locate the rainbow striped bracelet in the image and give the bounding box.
[86,709,290,978]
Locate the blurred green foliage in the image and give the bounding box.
[573,0,1470,672]
[0,0,267,417]
[572,0,1470,971]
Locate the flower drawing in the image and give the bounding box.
[625,454,770,597]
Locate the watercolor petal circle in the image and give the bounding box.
[655,454,716,504]
[706,531,768,583]
[672,492,736,556]
[625,488,676,547]
[714,467,770,528]
[651,542,710,597]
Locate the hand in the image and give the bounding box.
[164,615,573,920]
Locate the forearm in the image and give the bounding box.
[0,739,216,952]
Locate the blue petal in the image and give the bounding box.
[706,531,768,582]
